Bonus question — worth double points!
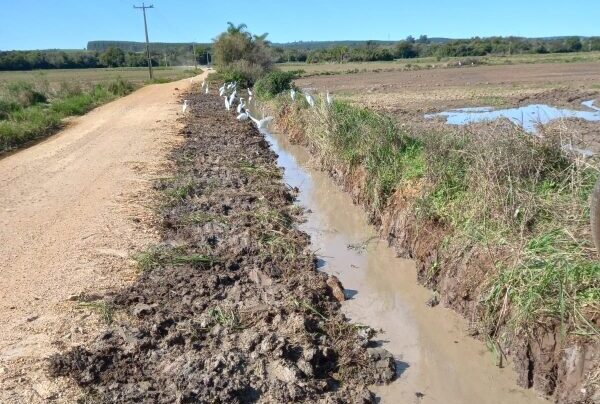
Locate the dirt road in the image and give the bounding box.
[0,72,207,402]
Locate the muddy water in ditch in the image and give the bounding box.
[263,129,546,404]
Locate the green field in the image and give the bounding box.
[0,67,199,153]
[0,67,196,88]
[278,51,600,76]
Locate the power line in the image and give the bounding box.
[133,3,154,80]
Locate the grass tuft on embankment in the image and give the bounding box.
[266,93,600,341]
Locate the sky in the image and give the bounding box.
[1,0,599,50]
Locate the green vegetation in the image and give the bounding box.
[277,51,600,77]
[135,246,218,271]
[0,67,197,153]
[212,22,274,86]
[0,77,136,152]
[0,44,209,71]
[78,300,115,324]
[272,36,600,64]
[254,71,296,99]
[0,67,198,89]
[267,94,599,341]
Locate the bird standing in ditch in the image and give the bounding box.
[237,111,250,121]
[182,100,189,113]
[249,114,273,130]
[305,93,315,108]
[237,98,245,114]
[326,91,333,105]
[290,88,296,101]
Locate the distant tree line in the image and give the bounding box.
[0,44,211,71]
[271,36,600,63]
[2,35,600,71]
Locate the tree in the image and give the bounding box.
[406,35,416,44]
[212,22,274,85]
[396,41,417,58]
[565,37,582,52]
[100,47,126,67]
[417,35,429,44]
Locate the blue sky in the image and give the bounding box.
[1,0,598,50]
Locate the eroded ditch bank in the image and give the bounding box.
[263,95,599,404]
[262,128,546,404]
[48,91,394,402]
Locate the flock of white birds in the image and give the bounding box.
[182,77,334,133]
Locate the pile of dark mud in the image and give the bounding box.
[48,91,394,402]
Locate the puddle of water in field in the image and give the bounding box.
[263,128,546,404]
[426,100,600,133]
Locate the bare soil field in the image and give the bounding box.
[0,73,205,402]
[297,61,600,153]
[296,62,600,112]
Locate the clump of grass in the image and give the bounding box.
[208,306,241,329]
[485,229,600,337]
[237,162,281,179]
[135,246,218,271]
[185,211,228,225]
[165,179,196,200]
[258,231,299,261]
[78,300,115,324]
[296,97,424,213]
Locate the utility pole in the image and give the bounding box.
[133,3,154,80]
[192,43,197,69]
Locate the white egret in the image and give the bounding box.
[228,91,237,107]
[205,85,209,94]
[248,88,253,97]
[224,96,231,111]
[182,100,189,113]
[305,93,315,108]
[237,98,245,114]
[249,115,273,130]
[326,91,333,105]
[237,111,250,121]
[290,88,296,101]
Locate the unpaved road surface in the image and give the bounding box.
[0,72,207,402]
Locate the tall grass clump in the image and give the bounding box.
[0,77,135,152]
[417,124,599,338]
[273,95,423,214]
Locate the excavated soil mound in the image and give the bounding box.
[48,90,394,403]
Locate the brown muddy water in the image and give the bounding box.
[263,129,547,404]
